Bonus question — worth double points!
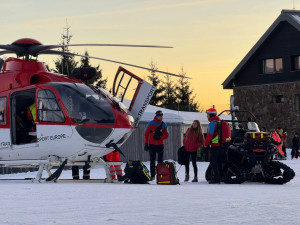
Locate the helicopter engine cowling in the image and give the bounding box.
[70,67,97,82]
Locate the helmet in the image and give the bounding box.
[155,110,163,117]
[206,108,217,116]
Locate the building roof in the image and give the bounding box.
[222,9,300,89]
[140,104,231,125]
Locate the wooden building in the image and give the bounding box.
[222,10,300,146]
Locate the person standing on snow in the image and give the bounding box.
[144,110,169,181]
[203,108,226,184]
[183,120,204,182]
[270,128,285,159]
[291,133,299,159]
[281,131,288,157]
[106,151,123,181]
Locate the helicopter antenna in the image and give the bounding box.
[62,19,72,75]
[293,0,296,9]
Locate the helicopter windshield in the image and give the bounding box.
[48,82,114,125]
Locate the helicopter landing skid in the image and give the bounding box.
[45,159,67,182]
[32,163,45,183]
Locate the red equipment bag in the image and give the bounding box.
[245,132,270,152]
[218,120,231,144]
[156,161,180,185]
[246,132,270,146]
[246,132,269,141]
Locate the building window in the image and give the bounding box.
[272,95,284,103]
[262,58,283,74]
[292,56,300,71]
[296,94,300,111]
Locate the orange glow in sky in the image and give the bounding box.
[0,0,297,112]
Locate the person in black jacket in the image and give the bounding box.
[291,133,299,159]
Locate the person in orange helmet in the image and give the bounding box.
[203,108,226,184]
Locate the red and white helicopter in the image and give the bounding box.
[0,38,182,182]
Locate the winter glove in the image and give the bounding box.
[201,147,208,157]
[144,144,149,151]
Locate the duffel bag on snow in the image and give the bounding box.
[119,160,150,184]
[156,161,180,185]
[177,146,186,165]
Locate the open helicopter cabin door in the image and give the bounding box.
[113,66,156,127]
[11,89,37,145]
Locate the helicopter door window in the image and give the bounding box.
[37,90,65,123]
[0,97,7,125]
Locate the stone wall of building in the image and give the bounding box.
[233,82,300,148]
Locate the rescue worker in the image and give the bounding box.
[106,151,123,181]
[277,127,283,138]
[27,102,36,130]
[270,128,285,159]
[144,110,169,181]
[27,102,37,142]
[203,108,226,184]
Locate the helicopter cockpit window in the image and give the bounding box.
[37,90,65,123]
[0,97,7,125]
[49,82,114,125]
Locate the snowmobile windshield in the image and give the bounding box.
[49,82,114,125]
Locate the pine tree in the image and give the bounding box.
[80,51,107,88]
[53,22,78,75]
[175,66,200,112]
[161,74,177,110]
[148,60,164,105]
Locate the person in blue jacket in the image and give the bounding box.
[204,108,226,184]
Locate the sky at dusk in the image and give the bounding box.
[0,0,297,111]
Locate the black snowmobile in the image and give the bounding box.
[205,109,295,184]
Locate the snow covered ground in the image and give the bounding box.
[0,150,299,225]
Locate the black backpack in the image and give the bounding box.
[119,160,151,184]
[177,146,186,165]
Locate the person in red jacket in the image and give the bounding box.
[281,131,287,157]
[183,120,204,182]
[144,110,169,180]
[203,108,226,184]
[270,129,285,159]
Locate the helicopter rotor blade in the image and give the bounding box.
[28,44,173,56]
[0,45,21,51]
[42,43,173,49]
[0,50,15,56]
[40,50,190,79]
[0,45,24,56]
